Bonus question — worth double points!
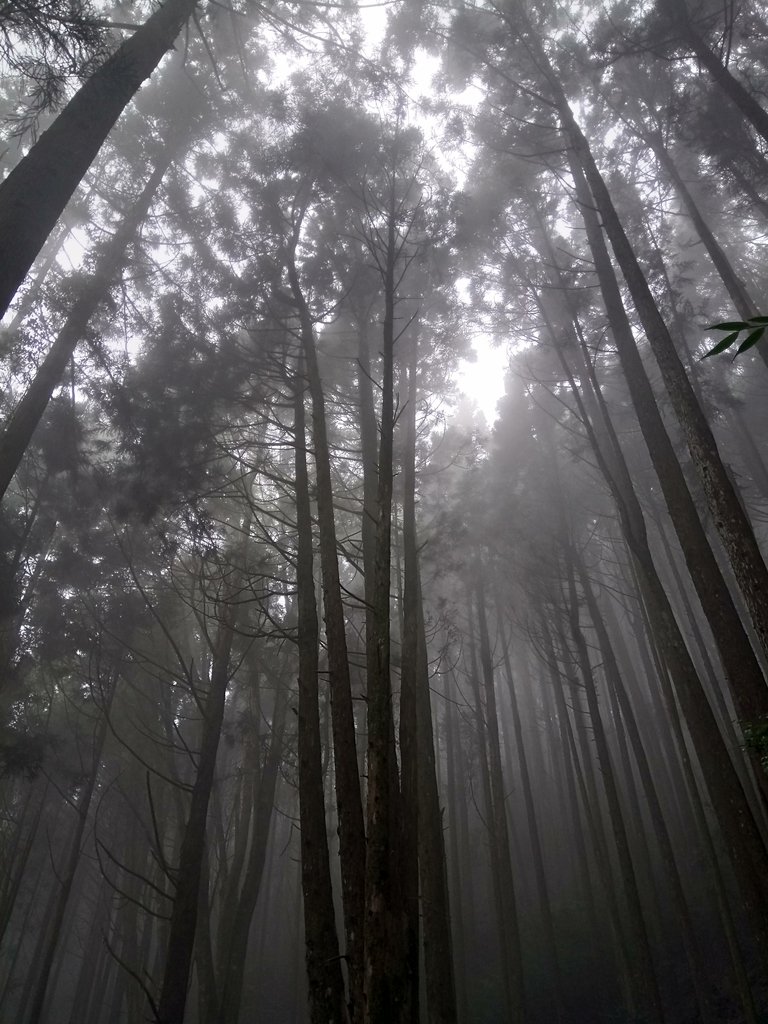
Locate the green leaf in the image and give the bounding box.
[701,331,740,358]
[707,320,749,331]
[748,316,768,325]
[735,327,766,355]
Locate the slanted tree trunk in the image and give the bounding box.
[578,558,716,1023]
[625,560,762,1024]
[647,134,758,322]
[512,1,768,679]
[0,0,199,319]
[665,0,768,145]
[549,306,768,960]
[562,552,664,1024]
[0,150,176,499]
[565,121,768,672]
[27,693,112,1024]
[537,168,768,751]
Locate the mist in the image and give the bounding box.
[0,2,767,1022]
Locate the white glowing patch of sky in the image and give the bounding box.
[456,339,508,425]
[20,3,510,425]
[355,5,508,425]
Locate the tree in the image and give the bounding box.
[0,0,199,320]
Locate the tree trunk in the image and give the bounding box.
[398,346,421,1023]
[513,0,768,677]
[544,300,768,960]
[27,700,111,1024]
[562,107,768,674]
[541,160,768,739]
[473,573,525,1022]
[286,240,367,1022]
[156,594,238,1024]
[649,135,758,320]
[401,342,457,1024]
[579,558,716,1023]
[292,360,349,1024]
[665,0,768,145]
[0,150,176,499]
[0,0,198,319]
[626,559,762,1024]
[364,201,409,1024]
[217,678,288,1024]
[562,552,664,1023]
[496,608,564,1023]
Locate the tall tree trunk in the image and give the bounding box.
[578,558,716,1023]
[647,134,758,322]
[286,240,367,1021]
[473,573,525,1022]
[545,309,768,958]
[562,110,768,672]
[549,609,637,1012]
[538,165,768,743]
[27,697,111,1024]
[156,592,238,1024]
[401,342,457,1024]
[217,678,288,1024]
[496,608,564,1023]
[513,1,768,675]
[562,552,664,1023]
[626,562,762,1023]
[291,360,349,1024]
[442,669,470,1024]
[0,0,199,319]
[665,0,768,145]
[398,349,421,1023]
[364,202,409,1024]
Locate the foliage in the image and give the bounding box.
[702,315,768,358]
[0,0,109,137]
[742,719,768,775]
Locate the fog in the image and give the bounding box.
[0,2,767,1022]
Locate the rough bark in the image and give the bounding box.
[512,1,768,680]
[552,313,768,958]
[545,147,768,738]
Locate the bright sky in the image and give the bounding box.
[456,338,508,425]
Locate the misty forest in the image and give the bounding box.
[4,2,768,1023]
